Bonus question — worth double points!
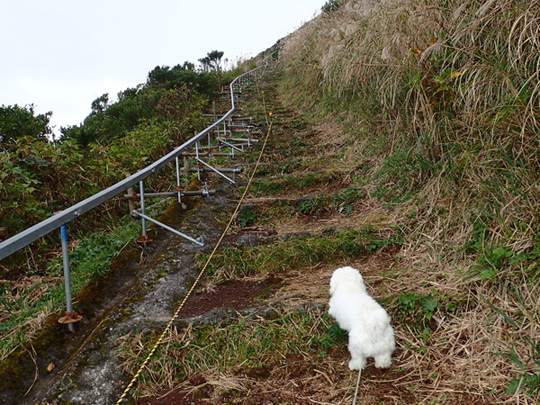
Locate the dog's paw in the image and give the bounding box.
[374,355,392,369]
[348,358,366,371]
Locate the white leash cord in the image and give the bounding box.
[352,369,361,405]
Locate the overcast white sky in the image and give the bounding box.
[1,1,324,132]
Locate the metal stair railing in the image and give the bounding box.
[0,58,272,262]
[0,52,278,331]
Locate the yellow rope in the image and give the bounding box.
[117,102,273,404]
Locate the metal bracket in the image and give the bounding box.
[228,137,259,147]
[218,137,245,153]
[133,210,204,246]
[196,142,238,184]
[195,157,238,184]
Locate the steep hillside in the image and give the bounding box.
[279,0,540,401]
[117,74,525,404]
[281,0,540,265]
[3,1,538,403]
[279,0,540,400]
[118,1,540,403]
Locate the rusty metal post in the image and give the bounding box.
[183,154,190,184]
[140,181,146,234]
[127,186,136,217]
[195,143,202,181]
[126,173,137,218]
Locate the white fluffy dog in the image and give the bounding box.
[328,266,395,371]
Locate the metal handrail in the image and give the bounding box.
[0,60,271,261]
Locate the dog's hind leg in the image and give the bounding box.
[348,339,367,370]
[374,352,392,368]
[348,354,366,371]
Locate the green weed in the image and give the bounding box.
[236,207,257,227]
[118,307,346,398]
[394,291,455,342]
[200,228,401,280]
[297,196,325,216]
[310,323,348,356]
[468,238,540,281]
[250,179,284,195]
[473,246,515,280]
[505,342,540,397]
[482,291,540,398]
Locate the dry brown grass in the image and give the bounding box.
[277,2,540,400]
[267,203,390,236]
[0,275,59,364]
[392,253,540,404]
[282,0,540,249]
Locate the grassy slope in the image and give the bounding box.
[118,1,540,403]
[278,0,540,399]
[118,69,533,403]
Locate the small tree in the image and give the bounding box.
[198,56,211,72]
[199,50,225,87]
[207,50,224,72]
[90,94,110,116]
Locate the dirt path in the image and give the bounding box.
[105,72,410,404]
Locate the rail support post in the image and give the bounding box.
[126,172,138,218]
[137,181,153,244]
[175,157,186,209]
[60,225,75,333]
